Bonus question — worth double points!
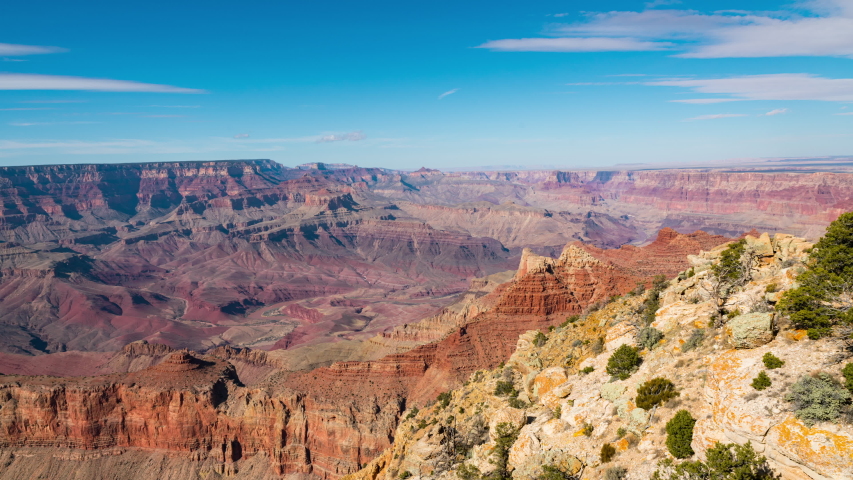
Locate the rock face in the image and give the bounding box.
[344,231,853,480]
[0,228,728,479]
[1,161,851,360]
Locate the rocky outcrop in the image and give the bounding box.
[0,228,729,479]
[725,312,775,348]
[344,231,853,480]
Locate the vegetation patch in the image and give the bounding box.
[638,326,664,350]
[778,212,853,338]
[600,443,616,463]
[665,410,696,459]
[606,344,641,380]
[751,371,772,391]
[762,352,784,369]
[652,442,779,480]
[785,373,852,426]
[636,377,679,410]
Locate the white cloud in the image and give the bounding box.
[836,112,853,115]
[686,113,749,121]
[648,74,853,101]
[553,13,570,18]
[438,88,459,99]
[233,133,250,139]
[480,1,853,58]
[0,43,65,56]
[149,105,200,108]
[477,37,672,52]
[763,108,789,116]
[315,131,366,143]
[0,107,54,111]
[0,74,204,93]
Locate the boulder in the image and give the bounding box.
[532,367,567,398]
[489,407,527,440]
[725,312,774,348]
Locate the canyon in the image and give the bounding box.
[0,159,852,479]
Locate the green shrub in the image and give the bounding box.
[778,211,853,338]
[405,407,419,420]
[489,422,520,480]
[399,471,412,479]
[457,463,481,480]
[561,315,580,328]
[534,331,548,347]
[553,405,562,419]
[762,352,784,369]
[508,397,527,409]
[437,391,452,409]
[652,442,779,480]
[417,419,429,430]
[604,466,627,480]
[581,423,594,436]
[600,443,616,463]
[785,373,852,426]
[765,283,778,293]
[638,327,664,350]
[616,427,627,439]
[844,363,853,394]
[752,371,772,391]
[642,275,668,325]
[682,329,705,352]
[494,381,517,397]
[665,410,696,459]
[538,465,577,480]
[580,366,594,375]
[636,377,679,410]
[606,344,641,380]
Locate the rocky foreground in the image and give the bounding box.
[344,233,853,480]
[0,229,728,479]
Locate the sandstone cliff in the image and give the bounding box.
[0,229,728,479]
[343,232,853,480]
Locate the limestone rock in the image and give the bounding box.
[725,313,775,348]
[532,367,568,399]
[489,407,527,440]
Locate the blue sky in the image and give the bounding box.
[1,0,853,169]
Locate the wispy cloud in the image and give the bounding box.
[479,1,853,58]
[0,107,55,111]
[478,37,672,52]
[149,104,201,108]
[0,74,205,93]
[686,113,749,121]
[648,74,853,102]
[0,43,65,56]
[315,131,366,143]
[438,88,459,99]
[233,133,250,139]
[763,108,789,116]
[553,13,570,18]
[142,114,185,118]
[836,112,853,115]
